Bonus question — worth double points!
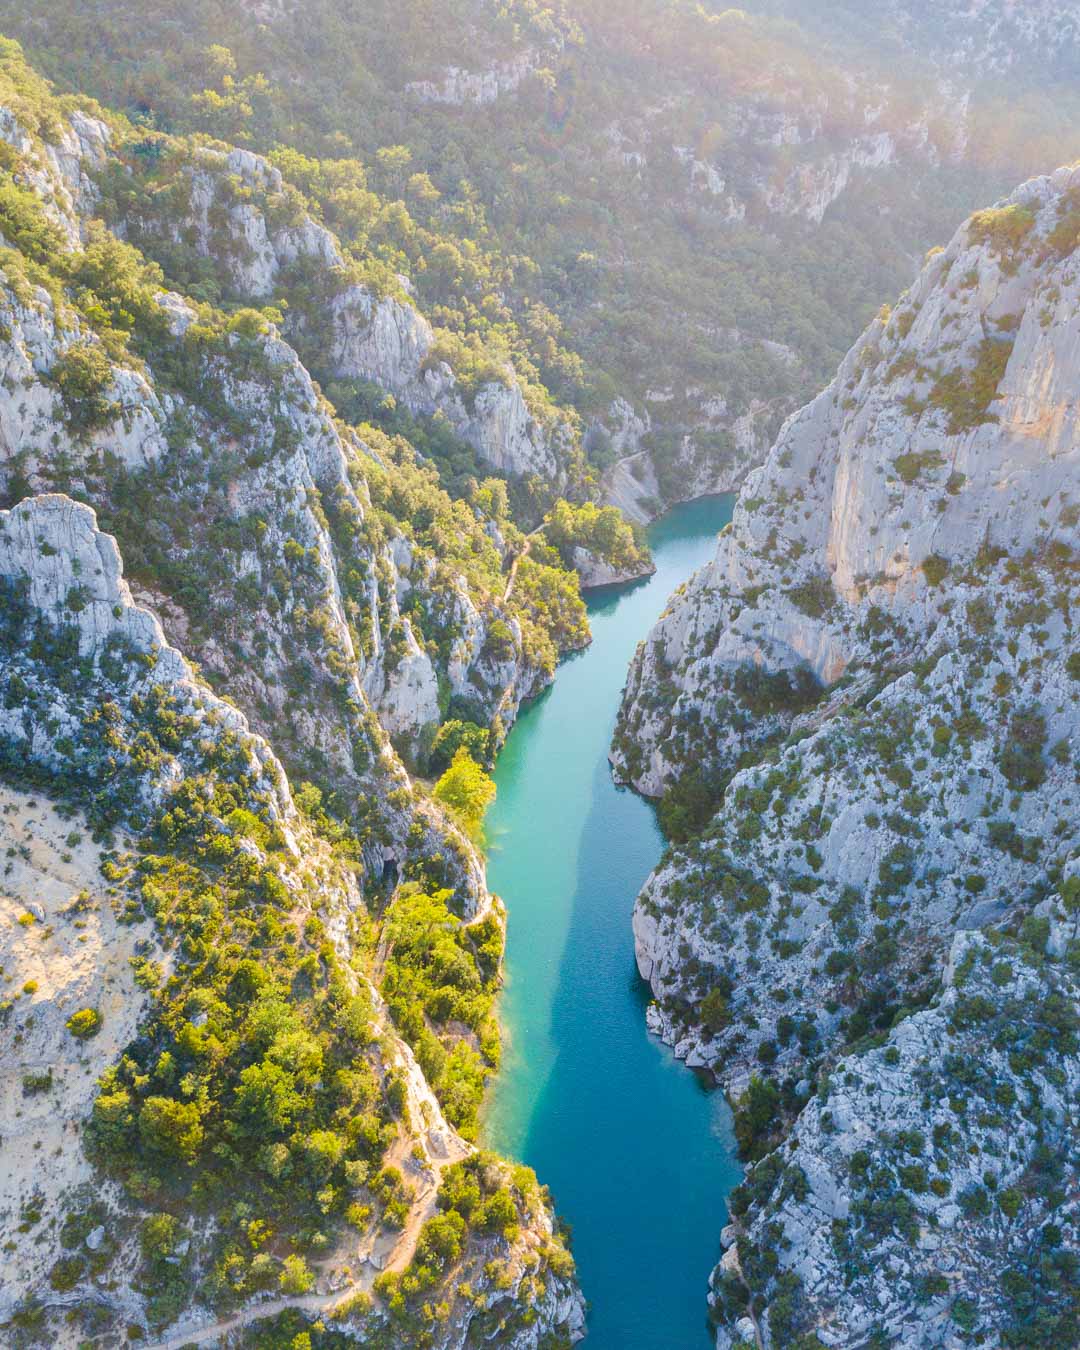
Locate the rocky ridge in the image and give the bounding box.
[614,169,1080,1346]
[0,493,584,1347]
[105,139,572,482]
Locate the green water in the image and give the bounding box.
[482,495,742,1349]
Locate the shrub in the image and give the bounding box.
[225,307,270,338]
[731,663,821,718]
[542,498,650,574]
[999,709,1048,791]
[968,204,1036,255]
[48,343,120,434]
[922,554,950,587]
[894,450,944,485]
[928,339,1013,435]
[66,1006,102,1038]
[49,1255,85,1291]
[278,1254,314,1295]
[787,574,835,618]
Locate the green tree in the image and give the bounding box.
[48,343,119,434]
[138,1096,204,1164]
[234,1060,302,1135]
[433,747,496,839]
[279,1253,314,1295]
[430,719,491,773]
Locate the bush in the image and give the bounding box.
[278,1254,314,1295]
[968,204,1036,255]
[999,709,1048,791]
[787,574,835,618]
[928,339,1013,435]
[542,498,650,575]
[894,450,944,485]
[922,554,950,586]
[66,1006,102,1038]
[48,343,120,434]
[137,1095,204,1163]
[49,1255,85,1291]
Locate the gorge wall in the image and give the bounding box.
[615,168,1080,1348]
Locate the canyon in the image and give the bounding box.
[0,7,1077,1350]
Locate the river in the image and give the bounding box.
[482,495,742,1349]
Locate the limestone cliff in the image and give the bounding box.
[0,52,585,1350]
[0,494,584,1347]
[105,140,572,482]
[614,170,1080,1347]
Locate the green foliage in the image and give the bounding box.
[999,708,1048,791]
[731,662,821,717]
[137,1095,205,1164]
[381,887,502,1138]
[0,175,67,264]
[786,574,836,618]
[921,554,950,587]
[429,719,491,774]
[733,1074,782,1162]
[968,204,1036,256]
[432,747,496,840]
[48,343,120,434]
[65,1006,102,1038]
[928,338,1014,435]
[700,987,732,1034]
[893,449,944,485]
[542,499,650,576]
[658,767,725,844]
[278,1254,314,1295]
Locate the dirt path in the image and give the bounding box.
[145,1148,461,1350]
[144,968,471,1350]
[502,538,531,602]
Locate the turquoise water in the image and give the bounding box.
[482,495,742,1349]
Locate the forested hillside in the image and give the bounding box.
[0,36,586,1346]
[7,0,1080,512]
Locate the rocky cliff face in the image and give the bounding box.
[713,912,1078,1349]
[0,84,586,866]
[617,169,1080,799]
[880,0,1080,73]
[0,58,585,1348]
[0,494,584,1347]
[615,171,1080,1346]
[107,141,571,482]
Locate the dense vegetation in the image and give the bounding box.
[541,498,651,577]
[8,0,1080,502]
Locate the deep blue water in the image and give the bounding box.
[482,495,742,1349]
